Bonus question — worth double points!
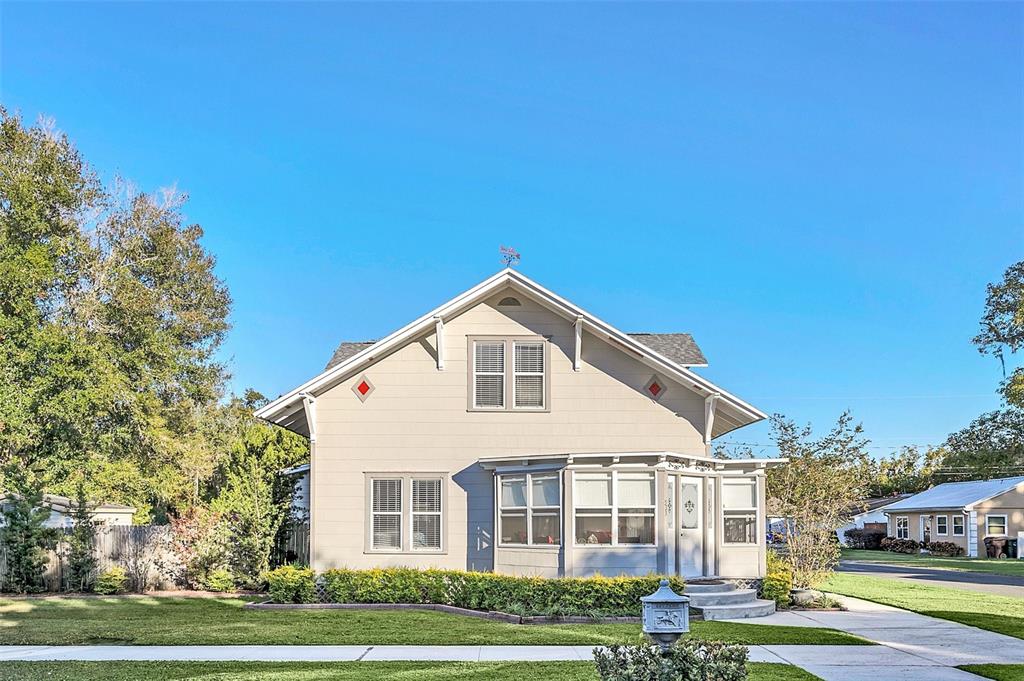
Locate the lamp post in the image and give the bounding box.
[641,579,690,652]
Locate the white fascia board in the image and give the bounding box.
[256,268,767,425]
[476,450,786,468]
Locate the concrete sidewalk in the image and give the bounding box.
[721,594,1024,680]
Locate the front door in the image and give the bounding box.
[675,475,704,578]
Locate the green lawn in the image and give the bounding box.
[958,664,1024,681]
[0,596,868,646]
[841,548,1024,577]
[824,572,1024,639]
[0,662,822,681]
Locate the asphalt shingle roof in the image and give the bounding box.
[325,333,705,370]
[883,476,1024,511]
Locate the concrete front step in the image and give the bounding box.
[695,599,777,621]
[686,588,759,607]
[683,581,736,594]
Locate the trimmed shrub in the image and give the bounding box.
[265,565,315,604]
[880,537,920,554]
[313,567,684,617]
[923,541,964,557]
[843,528,886,550]
[94,567,128,595]
[203,568,237,592]
[593,640,748,681]
[762,551,793,608]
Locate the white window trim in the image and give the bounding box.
[468,336,550,412]
[935,514,948,536]
[365,473,447,554]
[896,516,910,540]
[953,515,965,536]
[720,477,758,546]
[985,514,1008,537]
[572,469,657,547]
[497,471,562,548]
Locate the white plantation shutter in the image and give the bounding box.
[371,479,402,549]
[412,478,442,550]
[617,472,655,507]
[575,472,612,507]
[514,342,544,408]
[474,341,505,408]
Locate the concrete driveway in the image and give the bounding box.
[726,594,1024,680]
[839,559,1024,598]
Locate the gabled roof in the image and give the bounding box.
[849,494,913,516]
[882,476,1024,512]
[256,268,766,436]
[0,493,136,514]
[325,333,706,371]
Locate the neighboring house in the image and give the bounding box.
[255,268,783,582]
[0,494,136,528]
[280,463,311,521]
[882,476,1024,558]
[836,494,912,545]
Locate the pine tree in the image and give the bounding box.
[65,481,98,592]
[0,466,58,593]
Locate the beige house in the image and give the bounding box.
[0,494,136,528]
[256,269,782,584]
[883,476,1024,558]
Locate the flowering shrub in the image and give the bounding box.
[593,640,748,681]
[761,551,793,608]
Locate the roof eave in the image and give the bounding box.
[256,269,767,429]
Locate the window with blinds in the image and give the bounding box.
[368,475,445,552]
[470,337,547,411]
[371,479,402,550]
[514,341,545,408]
[473,341,505,408]
[573,470,657,546]
[412,478,442,550]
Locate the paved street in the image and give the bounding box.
[839,559,1024,598]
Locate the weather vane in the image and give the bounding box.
[500,245,521,268]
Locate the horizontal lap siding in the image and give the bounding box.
[311,292,707,573]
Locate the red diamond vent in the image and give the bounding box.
[357,381,371,395]
[648,382,662,397]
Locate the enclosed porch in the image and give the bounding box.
[479,451,784,580]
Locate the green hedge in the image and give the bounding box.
[265,566,684,617]
[265,565,316,604]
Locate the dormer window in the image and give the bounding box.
[470,336,548,411]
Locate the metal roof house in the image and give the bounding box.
[256,269,784,616]
[882,477,1024,557]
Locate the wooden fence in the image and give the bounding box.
[0,525,175,592]
[280,521,309,566]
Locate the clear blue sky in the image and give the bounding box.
[3,2,1022,457]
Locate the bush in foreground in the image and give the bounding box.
[594,640,748,681]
